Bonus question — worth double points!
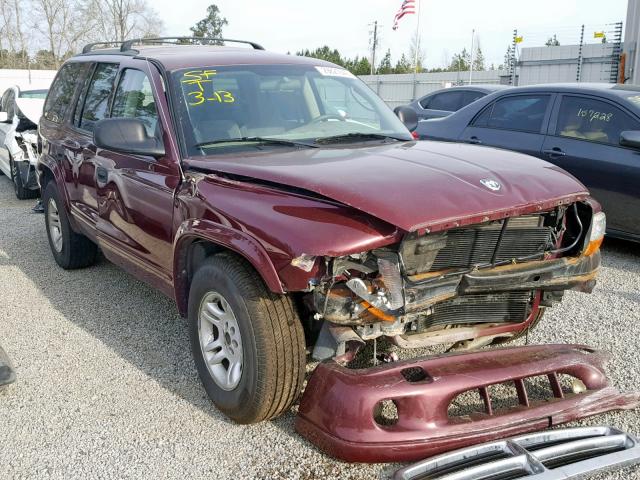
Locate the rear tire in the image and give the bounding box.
[43,181,97,269]
[188,253,306,424]
[11,156,39,200]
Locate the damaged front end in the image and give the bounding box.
[306,201,604,361]
[11,129,40,190]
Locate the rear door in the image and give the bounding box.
[542,94,640,237]
[40,61,93,222]
[94,63,181,295]
[460,93,554,158]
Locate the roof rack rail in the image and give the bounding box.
[82,41,126,54]
[120,37,265,52]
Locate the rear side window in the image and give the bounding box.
[461,91,485,108]
[472,95,549,133]
[425,91,464,111]
[555,95,640,146]
[111,69,159,137]
[44,62,89,123]
[78,63,119,132]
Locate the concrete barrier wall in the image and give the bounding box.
[0,69,57,95]
[358,70,508,109]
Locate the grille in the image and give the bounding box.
[426,291,532,328]
[394,427,640,480]
[429,215,553,271]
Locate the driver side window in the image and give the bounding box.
[111,69,159,138]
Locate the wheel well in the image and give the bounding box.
[40,165,54,190]
[174,239,236,317]
[175,238,313,343]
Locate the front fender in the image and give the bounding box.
[173,219,284,316]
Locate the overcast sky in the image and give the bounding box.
[154,0,629,68]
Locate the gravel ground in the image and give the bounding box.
[0,173,639,479]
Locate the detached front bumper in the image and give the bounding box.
[295,344,639,463]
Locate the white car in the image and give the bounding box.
[0,86,48,199]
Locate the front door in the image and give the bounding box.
[542,94,640,237]
[94,65,181,296]
[460,93,554,159]
[66,62,119,231]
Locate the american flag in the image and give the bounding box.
[392,0,416,30]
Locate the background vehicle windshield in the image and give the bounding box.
[19,89,48,99]
[171,64,412,155]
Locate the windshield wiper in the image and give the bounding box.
[195,136,318,149]
[314,132,408,145]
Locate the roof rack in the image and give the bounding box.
[82,41,126,54]
[81,37,265,55]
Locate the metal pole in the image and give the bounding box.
[412,0,421,100]
[576,24,585,82]
[469,29,475,84]
[414,0,422,73]
[371,21,378,75]
[510,29,518,85]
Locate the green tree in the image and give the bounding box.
[473,46,485,71]
[190,4,228,43]
[545,35,560,46]
[448,48,471,71]
[344,56,372,76]
[394,53,412,74]
[297,46,344,67]
[377,49,393,74]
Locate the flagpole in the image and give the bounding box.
[414,0,421,74]
[469,29,475,84]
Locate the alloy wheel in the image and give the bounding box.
[198,291,244,391]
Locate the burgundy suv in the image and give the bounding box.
[38,38,604,424]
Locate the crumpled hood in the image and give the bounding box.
[15,98,44,125]
[184,141,589,233]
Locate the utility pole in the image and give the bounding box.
[370,21,379,75]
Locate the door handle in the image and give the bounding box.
[543,148,567,157]
[468,136,482,145]
[96,166,108,184]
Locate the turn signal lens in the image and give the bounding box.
[584,212,606,256]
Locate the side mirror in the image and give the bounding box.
[620,130,640,149]
[94,118,164,158]
[395,106,418,132]
[0,112,8,123]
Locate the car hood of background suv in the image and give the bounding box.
[184,141,589,233]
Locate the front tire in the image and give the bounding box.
[43,181,97,269]
[11,157,39,200]
[188,253,306,424]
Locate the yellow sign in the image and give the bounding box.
[594,31,605,39]
[515,36,524,43]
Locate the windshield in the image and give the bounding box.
[19,89,48,99]
[171,64,412,155]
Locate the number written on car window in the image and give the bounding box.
[556,96,640,145]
